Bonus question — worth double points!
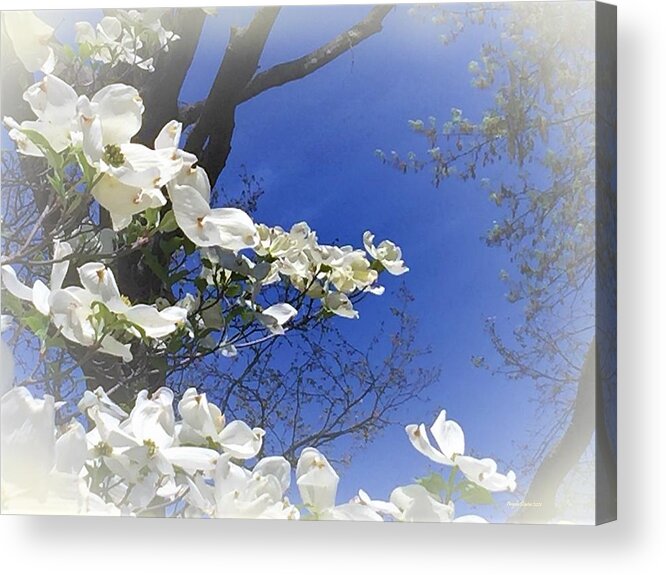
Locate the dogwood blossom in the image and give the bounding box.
[2,11,56,73]
[75,9,179,72]
[169,183,258,251]
[406,409,516,493]
[1,386,118,515]
[296,447,382,521]
[1,257,186,361]
[0,380,508,521]
[363,231,409,275]
[256,303,298,335]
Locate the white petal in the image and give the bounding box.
[99,335,133,362]
[218,420,264,459]
[477,469,517,493]
[49,287,97,346]
[98,16,122,41]
[55,420,87,474]
[77,96,104,163]
[324,292,358,319]
[23,75,77,125]
[296,447,339,512]
[405,423,455,466]
[162,446,218,474]
[169,183,215,245]
[258,303,298,334]
[253,456,291,493]
[32,280,51,315]
[154,120,182,150]
[123,304,186,338]
[1,265,33,301]
[50,240,72,291]
[390,484,454,522]
[205,207,258,252]
[17,118,72,154]
[455,455,498,485]
[3,12,56,73]
[430,410,465,460]
[77,386,127,420]
[1,387,56,487]
[362,231,378,259]
[91,84,144,145]
[356,489,401,517]
[263,303,297,326]
[74,21,96,44]
[77,263,121,302]
[170,165,210,203]
[92,174,165,231]
[104,143,181,189]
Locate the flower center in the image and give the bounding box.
[102,144,125,168]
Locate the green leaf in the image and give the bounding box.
[21,129,63,172]
[183,238,196,256]
[194,277,208,293]
[144,207,160,229]
[168,269,189,286]
[158,210,179,233]
[166,334,184,354]
[457,480,494,505]
[369,259,385,273]
[22,312,50,339]
[224,283,241,298]
[159,236,183,257]
[79,42,93,60]
[76,151,97,185]
[416,472,449,497]
[141,251,170,284]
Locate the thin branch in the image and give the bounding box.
[239,4,394,103]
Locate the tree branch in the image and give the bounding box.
[185,6,281,184]
[239,4,394,103]
[182,4,394,188]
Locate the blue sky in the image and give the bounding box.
[21,5,561,520]
[181,4,535,518]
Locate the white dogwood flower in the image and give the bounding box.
[1,240,72,316]
[406,409,516,493]
[405,409,465,466]
[455,455,517,493]
[169,183,258,251]
[256,303,298,335]
[296,447,382,521]
[363,231,409,275]
[176,388,226,445]
[324,292,358,319]
[4,75,144,163]
[2,11,56,73]
[1,386,118,515]
[77,262,187,339]
[389,484,455,522]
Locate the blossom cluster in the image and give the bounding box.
[2,65,408,359]
[1,249,187,362]
[75,9,179,72]
[1,9,179,75]
[1,383,515,521]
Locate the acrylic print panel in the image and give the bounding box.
[0,2,616,524]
